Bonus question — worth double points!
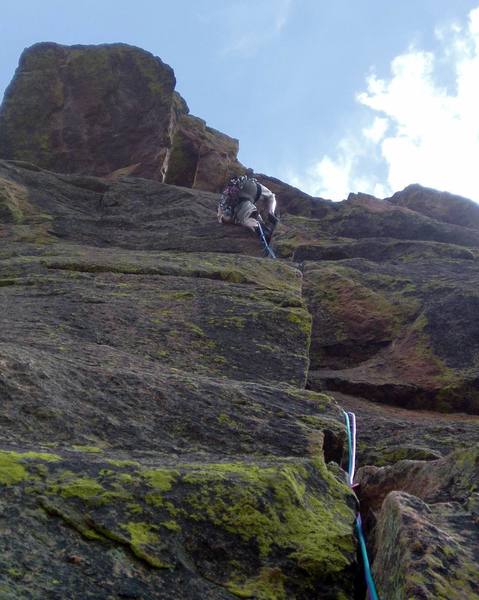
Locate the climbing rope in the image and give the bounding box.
[343,410,380,600]
[257,223,276,259]
[343,411,356,484]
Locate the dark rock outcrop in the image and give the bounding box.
[388,183,479,231]
[0,43,178,180]
[0,43,242,191]
[165,114,242,192]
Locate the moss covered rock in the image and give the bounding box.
[0,448,357,599]
[0,159,359,597]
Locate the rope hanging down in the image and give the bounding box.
[257,223,276,259]
[343,410,380,600]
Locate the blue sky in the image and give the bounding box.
[2,0,479,201]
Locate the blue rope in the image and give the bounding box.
[257,223,276,259]
[355,514,379,600]
[343,410,380,600]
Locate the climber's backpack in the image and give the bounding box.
[219,175,261,218]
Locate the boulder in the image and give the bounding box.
[0,450,357,599]
[356,447,479,599]
[373,491,478,599]
[356,445,479,514]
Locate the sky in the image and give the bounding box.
[1,0,479,202]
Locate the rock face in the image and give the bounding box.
[0,43,242,190]
[269,190,479,414]
[165,114,242,192]
[388,183,479,231]
[331,391,479,468]
[357,448,479,599]
[1,42,479,599]
[0,160,357,598]
[266,184,479,599]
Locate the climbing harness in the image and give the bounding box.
[343,410,380,600]
[257,223,276,259]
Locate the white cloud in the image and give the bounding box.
[274,0,292,32]
[220,0,292,58]
[290,134,388,200]
[292,5,479,202]
[307,155,353,200]
[362,117,389,143]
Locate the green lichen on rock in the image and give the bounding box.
[161,519,181,532]
[0,444,356,597]
[71,445,103,453]
[0,177,32,224]
[106,459,141,468]
[285,306,312,337]
[59,477,105,500]
[181,459,355,577]
[141,468,180,509]
[228,567,287,599]
[122,521,158,545]
[0,450,61,485]
[0,452,29,485]
[119,521,171,568]
[142,468,178,492]
[15,451,61,462]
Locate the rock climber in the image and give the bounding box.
[217,170,279,244]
